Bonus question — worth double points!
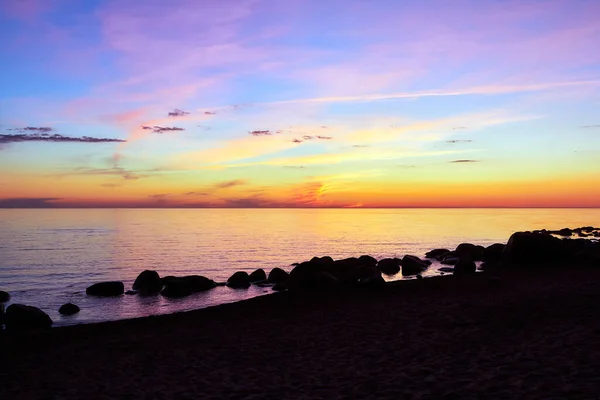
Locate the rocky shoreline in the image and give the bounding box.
[1,227,599,331]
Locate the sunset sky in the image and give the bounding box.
[1,0,599,208]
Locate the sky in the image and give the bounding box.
[1,0,599,208]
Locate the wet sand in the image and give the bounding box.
[2,267,600,399]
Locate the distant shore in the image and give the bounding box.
[3,266,600,399]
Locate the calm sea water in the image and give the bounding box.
[0,208,598,326]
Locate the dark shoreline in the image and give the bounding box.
[3,267,600,399]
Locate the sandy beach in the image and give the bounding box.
[2,267,600,399]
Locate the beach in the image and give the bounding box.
[2,266,600,400]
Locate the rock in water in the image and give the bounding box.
[358,255,378,266]
[249,268,267,282]
[227,271,251,289]
[161,275,216,298]
[482,243,506,262]
[401,255,429,276]
[377,258,401,275]
[86,281,124,297]
[132,270,162,295]
[0,290,10,303]
[59,303,80,315]
[268,268,289,284]
[502,231,568,266]
[454,258,476,275]
[425,249,450,259]
[5,304,53,330]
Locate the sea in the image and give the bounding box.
[1,208,598,326]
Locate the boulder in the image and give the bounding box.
[125,290,138,295]
[455,243,485,261]
[268,267,289,284]
[401,255,429,276]
[0,290,10,303]
[358,255,378,266]
[453,257,476,275]
[438,267,454,273]
[310,256,334,267]
[377,258,401,275]
[502,231,569,267]
[425,249,450,259]
[5,304,52,330]
[161,275,216,298]
[249,268,267,283]
[288,261,340,291]
[358,266,386,288]
[86,281,124,297]
[227,271,251,289]
[440,256,459,265]
[556,228,573,237]
[58,303,80,315]
[132,270,162,295]
[272,283,287,291]
[482,243,506,262]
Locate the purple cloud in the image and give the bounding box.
[141,126,185,133]
[249,130,272,136]
[168,109,190,117]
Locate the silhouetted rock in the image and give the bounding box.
[455,243,485,261]
[132,270,162,295]
[502,231,571,267]
[227,271,251,289]
[288,261,341,291]
[310,256,334,267]
[161,275,216,298]
[125,290,138,295]
[425,249,450,259]
[5,304,52,330]
[377,258,401,275]
[401,255,429,275]
[416,274,423,280]
[268,267,289,284]
[358,255,377,266]
[59,303,80,315]
[440,256,459,265]
[556,228,573,237]
[272,283,287,291]
[439,267,454,273]
[0,290,9,303]
[86,281,124,297]
[453,257,476,275]
[482,243,506,262]
[358,266,386,288]
[249,268,267,282]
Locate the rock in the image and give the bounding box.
[556,228,573,237]
[132,270,162,295]
[357,265,385,288]
[272,283,287,291]
[0,290,10,303]
[377,258,401,275]
[227,271,251,289]
[401,255,429,276]
[416,274,423,280]
[455,243,485,261]
[5,304,52,330]
[425,249,450,259]
[268,267,289,284]
[161,275,216,298]
[482,243,506,262]
[86,281,124,297]
[125,290,138,295]
[249,268,267,282]
[502,231,569,267]
[438,267,454,273]
[288,261,340,291]
[310,256,334,267]
[58,303,80,315]
[358,255,377,266]
[453,257,476,275]
[440,256,459,265]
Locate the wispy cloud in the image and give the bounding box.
[0,133,125,149]
[446,139,472,144]
[140,126,185,133]
[0,197,62,208]
[214,179,247,189]
[168,109,190,117]
[581,124,600,128]
[450,159,479,163]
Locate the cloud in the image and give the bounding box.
[0,133,125,148]
[100,183,122,188]
[0,197,61,208]
[446,140,473,144]
[8,126,53,133]
[140,126,185,133]
[249,130,272,136]
[204,111,217,115]
[452,127,469,130]
[168,109,190,117]
[292,138,303,143]
[581,124,600,128]
[316,135,332,140]
[450,159,480,163]
[213,179,247,189]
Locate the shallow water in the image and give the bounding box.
[0,208,598,326]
